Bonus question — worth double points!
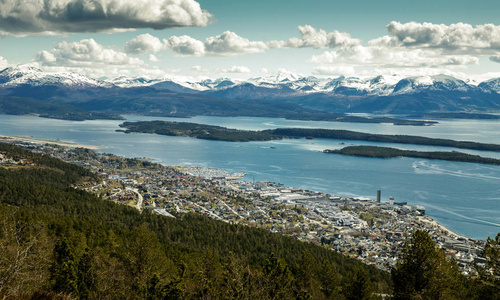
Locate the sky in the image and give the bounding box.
[1,0,500,82]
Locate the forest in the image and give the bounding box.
[324,146,500,166]
[266,128,500,152]
[119,121,500,153]
[0,142,387,299]
[118,121,284,142]
[0,142,498,299]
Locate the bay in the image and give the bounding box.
[0,114,499,240]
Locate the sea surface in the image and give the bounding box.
[1,114,499,240]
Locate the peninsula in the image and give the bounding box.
[324,146,500,165]
[118,120,500,152]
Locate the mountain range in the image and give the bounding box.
[1,66,500,120]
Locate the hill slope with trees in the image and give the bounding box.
[0,142,389,299]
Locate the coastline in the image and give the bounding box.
[1,135,478,242]
[0,135,105,150]
[417,216,471,241]
[176,165,478,242]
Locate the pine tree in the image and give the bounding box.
[263,253,295,299]
[477,232,500,300]
[50,238,79,297]
[342,266,374,300]
[391,230,467,300]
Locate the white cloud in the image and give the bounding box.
[36,39,144,68]
[312,66,355,76]
[381,21,500,53]
[260,68,269,74]
[166,31,271,56]
[0,0,212,36]
[147,26,359,57]
[204,31,269,55]
[311,45,479,68]
[165,35,206,56]
[285,25,361,48]
[191,65,209,73]
[220,66,251,73]
[125,34,164,55]
[148,54,159,62]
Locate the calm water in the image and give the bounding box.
[1,114,499,240]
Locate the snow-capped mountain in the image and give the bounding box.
[0,66,111,88]
[393,75,474,95]
[478,78,500,94]
[3,66,500,98]
[106,76,162,88]
[1,66,500,114]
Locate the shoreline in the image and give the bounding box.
[1,135,478,241]
[177,165,480,242]
[0,135,105,150]
[417,216,471,241]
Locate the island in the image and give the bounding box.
[118,120,500,152]
[118,121,285,142]
[282,113,438,125]
[407,112,500,120]
[324,145,500,165]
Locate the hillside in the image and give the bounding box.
[0,142,390,299]
[0,96,122,121]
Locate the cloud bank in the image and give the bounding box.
[129,25,359,57]
[0,0,212,36]
[164,31,271,56]
[382,21,500,52]
[37,39,143,67]
[285,25,361,48]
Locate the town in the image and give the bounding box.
[0,138,487,275]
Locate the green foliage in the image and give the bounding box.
[327,146,500,166]
[119,121,500,154]
[391,230,468,300]
[0,143,390,299]
[342,266,375,300]
[263,253,295,299]
[268,128,500,152]
[476,233,500,299]
[119,120,283,142]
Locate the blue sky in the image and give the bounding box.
[1,0,500,81]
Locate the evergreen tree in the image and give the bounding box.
[392,230,467,300]
[263,253,295,299]
[342,266,374,300]
[477,233,500,300]
[50,238,80,297]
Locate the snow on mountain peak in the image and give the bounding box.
[0,66,110,88]
[1,67,496,98]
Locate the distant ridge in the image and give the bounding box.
[1,66,500,115]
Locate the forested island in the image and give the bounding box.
[282,113,437,125]
[119,120,500,152]
[324,146,500,165]
[118,121,284,142]
[407,112,500,120]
